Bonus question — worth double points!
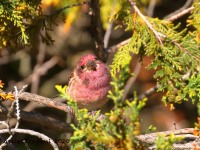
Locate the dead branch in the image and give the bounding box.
[17,92,74,115]
[19,111,72,132]
[136,128,200,149]
[0,128,59,150]
[17,56,60,89]
[164,0,193,20]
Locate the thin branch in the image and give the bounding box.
[0,128,59,150]
[128,0,165,44]
[31,36,46,94]
[164,0,193,20]
[17,56,59,88]
[171,39,200,61]
[122,59,141,101]
[104,24,113,49]
[14,85,27,129]
[107,38,131,53]
[138,85,159,100]
[166,6,194,22]
[104,0,117,49]
[147,0,157,17]
[6,99,16,128]
[0,86,27,149]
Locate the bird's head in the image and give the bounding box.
[78,54,98,71]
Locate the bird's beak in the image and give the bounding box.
[86,60,97,71]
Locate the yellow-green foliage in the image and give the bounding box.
[100,0,127,29]
[155,134,183,150]
[0,0,41,48]
[110,1,200,104]
[188,0,200,31]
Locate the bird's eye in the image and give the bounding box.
[80,65,85,70]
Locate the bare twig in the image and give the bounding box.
[14,85,27,128]
[122,60,141,101]
[166,6,194,22]
[164,0,193,20]
[6,99,16,128]
[104,24,113,49]
[107,38,131,53]
[31,37,46,94]
[0,128,59,150]
[17,56,59,88]
[104,0,117,49]
[0,86,27,149]
[128,0,165,44]
[138,85,159,100]
[147,0,157,17]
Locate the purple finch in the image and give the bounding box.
[66,54,111,110]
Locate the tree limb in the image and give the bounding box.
[17,92,74,115]
[90,0,107,62]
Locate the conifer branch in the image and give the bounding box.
[128,0,165,44]
[128,1,200,62]
[107,1,196,53]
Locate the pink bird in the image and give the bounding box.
[66,54,111,110]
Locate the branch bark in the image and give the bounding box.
[17,92,74,115]
[90,0,107,62]
[136,128,200,149]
